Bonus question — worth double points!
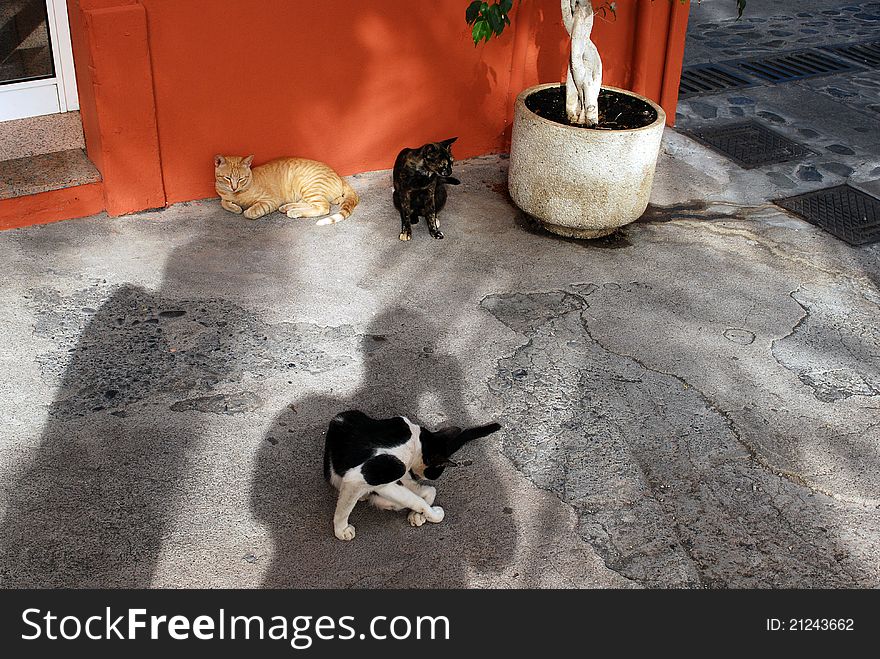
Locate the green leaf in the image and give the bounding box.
[486,5,503,34]
[471,18,492,45]
[465,0,482,25]
[483,23,494,44]
[500,0,513,14]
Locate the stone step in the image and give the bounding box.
[0,148,101,201]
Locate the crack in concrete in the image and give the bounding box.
[574,301,822,497]
[772,284,880,406]
[481,286,872,587]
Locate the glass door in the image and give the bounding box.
[0,0,79,122]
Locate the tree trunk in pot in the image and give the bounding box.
[562,0,602,127]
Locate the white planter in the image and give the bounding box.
[508,83,666,239]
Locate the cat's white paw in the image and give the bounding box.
[399,231,412,241]
[419,485,437,506]
[285,209,304,219]
[425,506,445,524]
[335,524,356,541]
[408,511,427,527]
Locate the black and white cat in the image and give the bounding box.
[323,410,501,541]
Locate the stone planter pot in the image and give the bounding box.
[508,83,666,239]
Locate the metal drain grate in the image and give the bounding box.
[822,41,880,68]
[775,185,880,246]
[678,64,754,98]
[733,50,863,83]
[686,121,814,169]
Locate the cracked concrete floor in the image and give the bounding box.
[0,143,878,588]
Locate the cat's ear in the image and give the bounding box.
[242,155,255,167]
[214,154,226,168]
[439,137,458,150]
[444,422,501,455]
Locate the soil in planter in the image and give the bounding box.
[525,85,657,130]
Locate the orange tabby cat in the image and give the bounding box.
[214,155,359,225]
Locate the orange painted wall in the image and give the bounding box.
[62,0,689,213]
[67,0,165,216]
[142,0,519,204]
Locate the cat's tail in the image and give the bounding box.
[319,180,359,226]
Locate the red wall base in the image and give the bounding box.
[0,183,105,230]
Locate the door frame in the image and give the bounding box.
[0,0,79,122]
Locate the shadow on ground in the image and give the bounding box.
[0,224,333,587]
[0,230,263,587]
[251,306,516,588]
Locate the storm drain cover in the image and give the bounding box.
[679,64,754,98]
[733,50,863,83]
[822,41,880,68]
[686,121,814,169]
[775,185,880,246]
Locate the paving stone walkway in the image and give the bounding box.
[686,1,880,64]
[678,0,880,196]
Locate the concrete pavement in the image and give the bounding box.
[0,0,878,589]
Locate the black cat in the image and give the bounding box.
[323,410,501,540]
[392,137,461,241]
